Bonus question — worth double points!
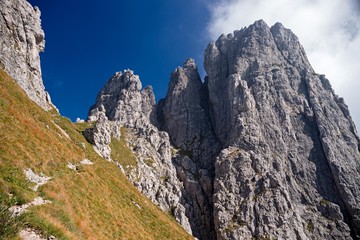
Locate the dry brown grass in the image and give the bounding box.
[0,70,192,240]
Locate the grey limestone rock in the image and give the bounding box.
[205,20,360,239]
[160,58,221,239]
[88,110,112,160]
[87,20,360,240]
[87,70,193,234]
[0,0,54,110]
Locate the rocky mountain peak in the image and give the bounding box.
[86,20,360,240]
[183,58,197,69]
[4,2,359,238]
[0,0,54,110]
[205,20,360,239]
[88,70,154,127]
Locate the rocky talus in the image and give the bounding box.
[87,20,360,240]
[0,0,54,110]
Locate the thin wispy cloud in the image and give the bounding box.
[207,0,360,129]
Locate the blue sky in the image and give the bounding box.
[28,0,360,129]
[28,0,212,121]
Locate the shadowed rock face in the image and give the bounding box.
[87,20,360,240]
[205,20,360,240]
[159,59,221,239]
[0,0,54,110]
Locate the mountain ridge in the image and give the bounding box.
[1,1,359,239]
[87,19,360,239]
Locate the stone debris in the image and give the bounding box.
[66,163,78,171]
[115,162,125,175]
[131,200,142,210]
[67,159,94,172]
[80,159,94,165]
[10,197,51,217]
[24,168,51,191]
[19,229,46,240]
[19,228,56,240]
[52,121,70,139]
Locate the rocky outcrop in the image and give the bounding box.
[83,110,112,160]
[87,70,193,234]
[87,20,360,240]
[0,0,53,110]
[159,59,221,239]
[205,20,360,239]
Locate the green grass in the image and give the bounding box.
[109,128,138,172]
[307,220,314,233]
[144,158,155,168]
[0,70,192,239]
[0,194,25,239]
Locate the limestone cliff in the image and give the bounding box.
[87,20,360,240]
[204,20,360,240]
[0,0,54,110]
[87,70,193,234]
[159,59,221,239]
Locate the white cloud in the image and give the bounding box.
[207,0,360,130]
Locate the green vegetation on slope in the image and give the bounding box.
[0,70,191,240]
[110,128,138,173]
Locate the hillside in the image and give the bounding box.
[1,0,359,239]
[0,69,192,239]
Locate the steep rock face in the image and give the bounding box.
[87,20,360,240]
[205,20,360,239]
[83,109,112,160]
[87,70,193,234]
[0,0,53,110]
[159,59,221,239]
[161,59,219,159]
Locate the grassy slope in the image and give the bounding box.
[0,70,192,240]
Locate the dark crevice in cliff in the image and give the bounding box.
[303,73,358,239]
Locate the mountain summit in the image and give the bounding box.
[1,1,359,239]
[88,20,360,239]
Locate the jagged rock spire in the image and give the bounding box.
[87,20,360,240]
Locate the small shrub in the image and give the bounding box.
[307,220,314,232]
[144,158,155,168]
[320,198,330,206]
[160,176,170,183]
